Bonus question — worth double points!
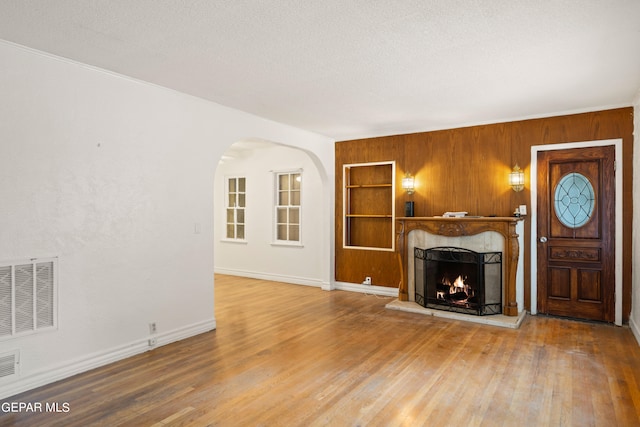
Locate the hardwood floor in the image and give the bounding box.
[2,274,640,426]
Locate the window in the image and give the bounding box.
[0,257,57,340]
[275,171,301,243]
[554,172,595,228]
[225,177,246,240]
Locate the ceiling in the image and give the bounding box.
[1,1,639,141]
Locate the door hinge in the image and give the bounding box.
[614,160,617,171]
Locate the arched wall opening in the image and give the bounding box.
[213,138,334,289]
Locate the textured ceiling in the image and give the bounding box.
[0,1,639,140]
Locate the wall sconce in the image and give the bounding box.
[509,164,525,192]
[402,172,415,195]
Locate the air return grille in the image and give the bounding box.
[0,258,57,340]
[0,350,19,380]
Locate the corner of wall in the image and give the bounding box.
[630,315,640,346]
[632,88,640,342]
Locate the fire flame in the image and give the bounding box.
[439,275,474,305]
[451,275,469,295]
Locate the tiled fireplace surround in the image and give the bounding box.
[387,217,526,329]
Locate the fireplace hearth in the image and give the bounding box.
[414,247,502,316]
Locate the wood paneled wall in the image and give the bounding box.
[335,108,634,320]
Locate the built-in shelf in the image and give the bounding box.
[343,161,395,251]
[345,184,393,188]
[345,214,393,218]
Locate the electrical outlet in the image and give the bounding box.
[149,322,157,334]
[148,337,157,346]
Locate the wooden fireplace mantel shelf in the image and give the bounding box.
[396,216,524,316]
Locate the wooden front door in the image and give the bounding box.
[537,146,615,322]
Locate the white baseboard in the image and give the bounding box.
[214,269,399,297]
[333,281,400,297]
[629,314,640,346]
[0,318,216,400]
[215,267,328,288]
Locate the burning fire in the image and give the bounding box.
[436,275,474,306]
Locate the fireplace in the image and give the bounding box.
[414,247,502,315]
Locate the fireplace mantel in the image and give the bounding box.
[396,216,524,316]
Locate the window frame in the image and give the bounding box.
[222,176,247,243]
[273,169,303,246]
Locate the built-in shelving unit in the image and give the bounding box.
[343,161,395,251]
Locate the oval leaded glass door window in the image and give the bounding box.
[554,172,595,228]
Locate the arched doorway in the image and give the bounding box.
[213,138,334,290]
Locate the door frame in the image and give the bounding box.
[530,139,623,325]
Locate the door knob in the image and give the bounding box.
[539,236,548,243]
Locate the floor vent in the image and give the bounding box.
[0,350,19,380]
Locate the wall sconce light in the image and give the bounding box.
[509,164,525,192]
[402,172,415,195]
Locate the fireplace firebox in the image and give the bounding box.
[414,247,502,316]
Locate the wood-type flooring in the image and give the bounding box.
[2,274,640,426]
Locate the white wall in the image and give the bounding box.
[631,90,640,344]
[214,144,325,286]
[0,41,334,398]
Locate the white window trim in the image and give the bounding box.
[220,238,249,244]
[223,175,247,243]
[272,169,303,246]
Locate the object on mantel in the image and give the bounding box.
[442,211,468,218]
